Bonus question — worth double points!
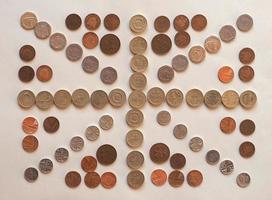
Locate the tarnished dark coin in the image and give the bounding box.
[187,170,203,187]
[96,144,117,165]
[168,170,184,187]
[17,90,35,109]
[66,14,82,30]
[81,156,97,172]
[18,66,35,82]
[204,90,221,109]
[157,65,174,83]
[100,67,117,84]
[100,34,120,55]
[173,15,189,31]
[240,119,255,136]
[43,116,59,133]
[65,171,81,188]
[236,172,250,188]
[173,124,187,139]
[127,170,144,189]
[238,65,254,82]
[219,25,236,43]
[154,16,170,32]
[149,143,170,164]
[90,90,108,109]
[39,158,53,174]
[126,109,144,127]
[72,89,89,108]
[186,89,204,108]
[126,150,144,169]
[236,14,253,32]
[108,88,126,108]
[19,45,35,62]
[220,117,236,134]
[54,89,71,109]
[239,141,255,158]
[66,43,83,61]
[239,48,255,64]
[206,150,220,165]
[174,31,190,48]
[104,14,120,31]
[219,160,234,175]
[82,32,99,49]
[24,167,38,182]
[151,34,172,55]
[55,147,69,163]
[84,172,101,188]
[85,13,100,30]
[239,90,257,109]
[170,153,186,169]
[191,14,207,31]
[22,135,38,152]
[70,136,84,152]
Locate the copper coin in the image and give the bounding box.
[20,12,37,30]
[17,90,35,109]
[173,15,189,31]
[158,65,174,83]
[34,21,51,39]
[35,91,53,110]
[188,46,206,64]
[81,156,97,172]
[129,72,147,90]
[126,129,144,148]
[70,136,84,152]
[129,15,147,34]
[108,88,126,108]
[204,90,222,109]
[129,36,147,55]
[170,153,186,169]
[128,90,146,109]
[166,88,183,108]
[126,109,144,128]
[85,13,100,30]
[66,43,83,61]
[219,25,236,43]
[154,16,170,32]
[36,65,53,82]
[239,90,257,109]
[191,14,207,31]
[96,144,117,165]
[222,90,239,109]
[127,170,145,189]
[157,110,171,126]
[22,135,38,152]
[240,119,255,136]
[39,158,53,174]
[173,124,187,139]
[151,34,172,55]
[168,170,184,187]
[22,116,38,134]
[66,14,82,30]
[236,14,253,32]
[149,143,170,164]
[54,90,71,109]
[174,31,190,48]
[99,115,114,130]
[238,65,254,82]
[239,48,255,64]
[239,141,255,158]
[24,167,38,182]
[220,117,236,134]
[186,89,204,108]
[90,90,108,109]
[19,45,35,62]
[147,87,165,107]
[101,172,117,189]
[65,171,81,188]
[171,54,189,72]
[126,150,144,170]
[187,170,203,187]
[219,160,234,175]
[206,150,220,165]
[100,34,120,55]
[49,33,67,51]
[151,169,167,186]
[82,32,99,49]
[130,55,148,73]
[43,116,59,133]
[218,66,234,83]
[55,147,69,163]
[204,36,221,54]
[18,66,34,82]
[236,172,251,188]
[104,14,120,31]
[85,126,100,141]
[100,67,117,84]
[72,89,90,108]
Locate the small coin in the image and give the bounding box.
[99,115,113,130]
[34,21,51,39]
[18,66,35,82]
[70,136,84,152]
[130,55,148,73]
[20,12,37,30]
[85,126,100,141]
[239,141,255,158]
[171,54,188,72]
[127,151,144,169]
[219,160,234,175]
[238,65,254,82]
[151,169,167,186]
[36,65,53,82]
[149,143,170,164]
[82,32,99,49]
[19,45,35,62]
[81,56,99,74]
[187,170,203,187]
[72,89,89,108]
[35,91,53,110]
[126,129,144,148]
[157,110,171,126]
[96,144,117,165]
[220,117,236,134]
[239,48,255,64]
[43,116,59,133]
[127,170,145,189]
[240,119,255,136]
[218,66,234,83]
[189,137,203,152]
[158,65,174,83]
[154,16,170,32]
[100,34,120,55]
[65,171,81,188]
[81,156,97,172]
[22,116,38,134]
[166,89,183,108]
[129,36,147,55]
[206,150,220,165]
[204,90,222,109]
[100,67,117,84]
[66,44,83,61]
[239,90,257,109]
[236,172,250,188]
[104,14,120,31]
[126,109,144,128]
[84,172,101,188]
[129,72,147,90]
[219,25,236,43]
[174,31,190,48]
[85,13,100,30]
[236,14,253,32]
[173,15,189,31]
[66,14,82,30]
[54,89,71,109]
[173,124,187,139]
[188,46,206,64]
[24,167,38,182]
[151,34,172,55]
[49,33,67,51]
[170,153,186,169]
[90,90,108,109]
[101,172,117,189]
[204,36,221,54]
[191,14,207,31]
[22,135,39,152]
[55,147,69,163]
[168,170,184,187]
[17,90,35,109]
[39,158,53,174]
[108,88,126,108]
[129,15,147,34]
[186,89,204,108]
[128,90,146,109]
[222,90,239,109]
[147,87,165,107]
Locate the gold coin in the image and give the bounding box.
[72,89,90,108]
[129,15,147,34]
[108,88,126,108]
[128,90,146,109]
[147,87,165,107]
[126,129,144,148]
[99,115,113,130]
[186,89,204,108]
[90,90,108,109]
[129,72,147,91]
[36,91,53,110]
[166,89,183,108]
[188,46,206,64]
[54,90,71,109]
[129,37,147,55]
[130,55,148,72]
[239,90,257,109]
[204,36,221,54]
[222,90,239,109]
[17,90,35,109]
[126,109,144,128]
[157,110,171,126]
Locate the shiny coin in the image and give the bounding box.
[49,33,67,51]
[239,90,257,109]
[85,13,100,30]
[186,89,204,108]
[104,14,120,31]
[34,21,51,39]
[204,36,221,54]
[157,110,171,126]
[128,90,146,109]
[151,169,167,186]
[108,88,126,108]
[174,31,190,48]
[53,89,71,109]
[171,54,188,72]
[240,119,255,136]
[154,16,170,32]
[239,47,255,64]
[81,56,99,73]
[173,124,187,139]
[85,126,100,141]
[147,87,165,106]
[236,14,253,32]
[35,91,53,110]
[236,172,250,188]
[99,115,113,130]
[219,25,236,43]
[17,90,35,109]
[188,46,205,64]
[149,143,170,164]
[81,156,97,172]
[222,90,239,109]
[238,65,254,82]
[65,171,81,188]
[189,137,203,152]
[22,116,38,134]
[39,158,53,174]
[220,117,236,134]
[100,34,120,55]
[101,172,117,189]
[24,167,38,182]
[127,170,145,189]
[70,136,84,152]
[55,147,69,163]
[218,66,234,83]
[100,67,117,84]
[96,144,117,165]
[166,89,183,108]
[65,14,82,30]
[129,72,147,90]
[170,153,186,169]
[18,66,34,82]
[239,141,255,158]
[22,135,38,152]
[206,150,220,165]
[66,43,83,61]
[84,172,101,188]
[151,34,172,55]
[173,15,189,31]
[90,90,108,109]
[36,65,53,82]
[43,116,59,133]
[126,109,144,128]
[19,45,35,62]
[126,129,144,148]
[158,65,174,83]
[130,55,148,72]
[82,32,99,49]
[129,15,147,34]
[168,170,184,187]
[187,170,203,187]
[191,14,207,31]
[204,90,221,109]
[20,12,37,30]
[129,36,147,55]
[127,151,144,169]
[219,160,234,175]
[72,89,89,108]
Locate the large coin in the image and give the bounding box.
[96,144,117,165]
[149,143,170,164]
[151,34,172,55]
[17,90,35,109]
[128,90,146,109]
[129,15,147,34]
[100,34,120,55]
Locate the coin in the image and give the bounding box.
[39,158,53,174]
[55,147,69,163]
[238,65,254,82]
[236,173,250,188]
[22,116,38,134]
[101,172,117,189]
[65,171,81,188]
[239,90,257,109]
[72,89,89,108]
[206,150,220,165]
[129,72,147,90]
[151,34,172,55]
[99,115,113,130]
[222,90,239,109]
[173,124,187,139]
[81,156,97,172]
[66,44,83,61]
[36,65,53,82]
[154,16,170,32]
[19,45,35,62]
[151,169,167,186]
[188,46,206,64]
[35,91,53,110]
[189,137,203,152]
[191,14,207,31]
[170,153,186,169]
[220,117,236,134]
[24,167,38,182]
[130,55,148,72]
[84,172,101,188]
[100,67,117,84]
[104,14,120,31]
[17,90,35,109]
[96,144,117,165]
[49,33,67,51]
[70,136,84,152]
[18,66,34,82]
[186,89,204,108]
[239,141,255,158]
[149,143,170,163]
[66,14,82,30]
[218,66,234,83]
[126,109,144,127]
[34,21,51,39]
[100,34,120,55]
[20,12,37,30]
[187,170,203,187]
[219,160,234,175]
[204,90,221,109]
[90,90,108,109]
[82,32,99,49]
[43,116,59,133]
[85,126,100,141]
[129,37,147,55]
[204,36,221,54]
[127,170,144,189]
[158,65,174,83]
[54,90,71,109]
[126,129,144,148]
[239,48,255,64]
[219,25,236,43]
[166,89,183,108]
[157,110,171,126]
[236,14,253,32]
[129,15,147,34]
[147,87,165,106]
[22,135,38,152]
[108,88,126,108]
[173,15,189,31]
[168,170,184,187]
[171,54,188,72]
[85,13,100,30]
[240,119,255,136]
[174,31,190,48]
[128,90,146,109]
[127,151,144,169]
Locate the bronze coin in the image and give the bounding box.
[186,88,204,108]
[168,170,184,187]
[65,14,82,30]
[129,72,147,90]
[127,170,145,189]
[154,16,170,33]
[174,31,190,48]
[82,32,99,49]
[239,141,255,158]
[19,45,35,62]
[22,135,38,152]
[18,66,34,82]
[149,143,170,164]
[151,169,167,186]
[100,67,117,84]
[220,117,236,134]
[158,65,174,83]
[170,153,186,169]
[191,14,207,31]
[65,171,81,188]
[240,119,255,136]
[173,15,189,31]
[222,90,239,109]
[101,172,117,189]
[126,109,144,128]
[128,90,146,109]
[239,48,255,64]
[24,167,38,182]
[166,88,183,108]
[36,65,53,82]
[20,12,37,30]
[96,144,117,165]
[100,34,120,55]
[22,116,38,134]
[129,15,147,34]
[151,34,172,55]
[147,87,165,107]
[84,172,101,188]
[218,66,234,83]
[108,88,126,108]
[187,170,203,187]
[238,65,254,82]
[204,35,221,54]
[104,14,120,31]
[85,13,101,30]
[43,116,59,133]
[90,90,108,109]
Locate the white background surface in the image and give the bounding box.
[0,0,271,199]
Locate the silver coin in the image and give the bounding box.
[173,124,187,139]
[49,33,67,51]
[39,158,53,174]
[126,129,144,148]
[81,56,99,73]
[236,172,250,188]
[219,25,236,43]
[236,14,253,32]
[66,43,83,61]
[71,89,89,108]
[85,126,100,141]
[126,151,144,170]
[99,115,113,130]
[24,167,38,182]
[34,21,51,39]
[205,150,220,165]
[35,91,54,110]
[219,160,234,175]
[172,54,189,72]
[189,137,203,152]
[70,136,84,152]
[17,90,36,109]
[55,147,69,163]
